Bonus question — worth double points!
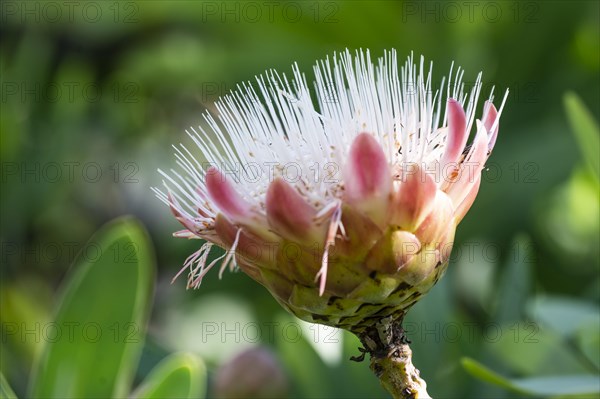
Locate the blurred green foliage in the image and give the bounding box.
[132,353,206,399]
[1,1,599,398]
[459,92,600,398]
[29,218,155,398]
[2,218,206,399]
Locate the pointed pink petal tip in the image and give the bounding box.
[441,98,467,167]
[266,178,318,241]
[205,166,251,221]
[344,133,391,202]
[445,120,489,207]
[483,101,499,151]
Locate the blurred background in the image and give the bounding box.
[1,1,599,398]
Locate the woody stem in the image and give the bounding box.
[354,316,432,399]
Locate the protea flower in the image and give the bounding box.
[154,49,507,397]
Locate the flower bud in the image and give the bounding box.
[213,347,289,399]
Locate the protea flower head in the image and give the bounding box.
[154,49,507,334]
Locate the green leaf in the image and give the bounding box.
[527,295,600,337]
[461,357,520,393]
[132,353,206,399]
[564,92,600,180]
[29,217,155,398]
[0,372,18,399]
[462,357,600,397]
[487,323,589,375]
[575,322,600,371]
